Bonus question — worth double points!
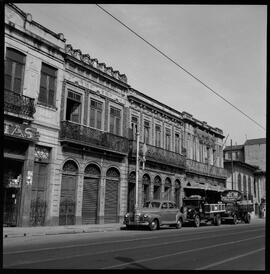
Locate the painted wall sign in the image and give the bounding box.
[4,121,39,141]
[221,190,242,202]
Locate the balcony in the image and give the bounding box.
[186,159,228,179]
[129,140,186,169]
[4,90,35,119]
[60,121,129,155]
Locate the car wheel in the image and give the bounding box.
[149,219,158,231]
[176,218,182,229]
[194,215,200,227]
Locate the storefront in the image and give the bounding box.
[4,120,39,226]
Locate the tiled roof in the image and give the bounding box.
[244,138,266,146]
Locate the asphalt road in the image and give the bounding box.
[3,221,265,270]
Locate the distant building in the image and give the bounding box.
[223,138,266,218]
[244,138,266,171]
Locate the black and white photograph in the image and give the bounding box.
[3,3,267,270]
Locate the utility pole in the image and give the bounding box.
[135,129,140,214]
[231,139,234,190]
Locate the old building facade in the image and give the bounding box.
[55,44,130,225]
[4,4,65,226]
[223,139,266,218]
[4,3,228,227]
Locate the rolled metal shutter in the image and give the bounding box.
[82,178,99,224]
[59,175,76,225]
[104,179,118,223]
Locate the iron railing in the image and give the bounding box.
[60,121,129,155]
[186,159,228,179]
[129,140,186,169]
[4,89,35,118]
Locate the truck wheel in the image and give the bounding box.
[176,218,182,229]
[194,215,200,227]
[215,215,221,226]
[149,219,158,231]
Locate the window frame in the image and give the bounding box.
[108,103,122,136]
[5,47,26,94]
[89,97,104,130]
[38,63,57,108]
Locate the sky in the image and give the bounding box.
[16,4,267,146]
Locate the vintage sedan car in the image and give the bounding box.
[123,200,183,230]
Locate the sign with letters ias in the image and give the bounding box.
[4,121,39,142]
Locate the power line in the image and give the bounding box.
[96,4,266,131]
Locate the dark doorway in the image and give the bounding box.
[4,158,24,227]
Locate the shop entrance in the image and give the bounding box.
[4,158,24,227]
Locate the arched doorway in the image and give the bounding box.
[153,176,161,199]
[142,174,150,204]
[82,164,100,224]
[104,167,120,223]
[128,171,136,212]
[59,160,78,225]
[174,180,181,208]
[164,177,172,200]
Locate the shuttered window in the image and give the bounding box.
[89,99,103,129]
[109,106,121,135]
[38,63,57,107]
[5,48,26,94]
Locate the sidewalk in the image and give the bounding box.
[3,222,124,238]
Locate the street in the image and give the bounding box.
[3,220,265,270]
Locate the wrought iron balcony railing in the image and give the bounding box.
[186,158,228,179]
[4,90,35,119]
[60,121,129,155]
[129,140,186,169]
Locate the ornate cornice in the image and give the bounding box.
[65,44,128,85]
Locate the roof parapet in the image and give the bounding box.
[65,44,128,84]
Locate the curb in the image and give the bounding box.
[3,226,123,238]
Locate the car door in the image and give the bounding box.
[160,202,169,224]
[167,202,178,223]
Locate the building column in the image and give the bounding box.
[75,172,84,225]
[18,144,35,227]
[97,173,106,224]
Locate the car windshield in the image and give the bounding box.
[143,201,160,208]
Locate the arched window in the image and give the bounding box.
[243,175,247,197]
[238,174,242,192]
[164,178,172,200]
[142,174,150,204]
[248,177,252,197]
[153,176,161,199]
[5,48,26,94]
